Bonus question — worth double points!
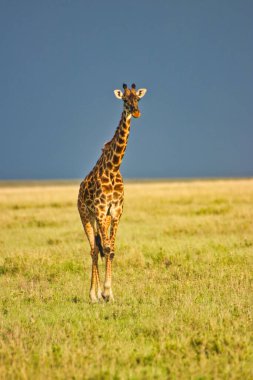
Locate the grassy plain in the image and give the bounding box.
[0,179,252,379]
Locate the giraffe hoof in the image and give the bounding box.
[102,290,114,302]
[89,292,98,303]
[102,293,110,302]
[97,291,103,301]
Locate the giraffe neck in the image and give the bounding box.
[102,110,131,172]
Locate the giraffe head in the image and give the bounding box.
[114,83,147,118]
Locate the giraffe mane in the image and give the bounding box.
[102,140,112,152]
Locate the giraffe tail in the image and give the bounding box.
[95,233,104,258]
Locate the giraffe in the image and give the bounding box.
[77,83,147,302]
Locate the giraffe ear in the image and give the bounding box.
[136,89,147,98]
[114,89,123,99]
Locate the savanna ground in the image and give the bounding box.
[0,179,252,380]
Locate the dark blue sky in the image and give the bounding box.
[1,1,252,179]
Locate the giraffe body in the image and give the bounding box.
[78,84,147,302]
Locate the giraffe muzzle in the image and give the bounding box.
[132,110,141,118]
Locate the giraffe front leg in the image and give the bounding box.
[94,245,102,300]
[78,204,102,302]
[90,245,103,302]
[109,217,120,258]
[102,253,114,302]
[103,214,122,301]
[104,206,123,301]
[96,216,114,302]
[109,200,123,257]
[103,214,114,301]
[90,249,98,303]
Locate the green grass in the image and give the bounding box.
[0,180,252,379]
